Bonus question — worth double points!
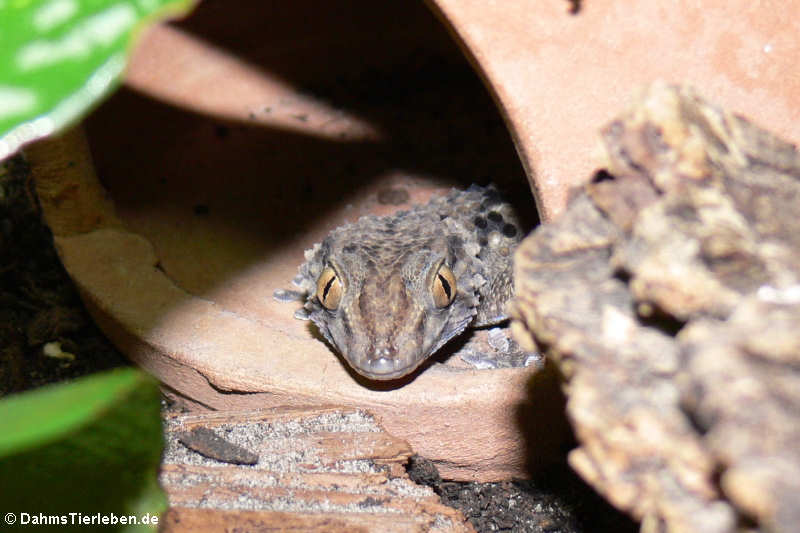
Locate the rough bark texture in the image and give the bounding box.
[510,83,800,533]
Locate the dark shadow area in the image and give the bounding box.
[635,302,686,337]
[515,360,572,476]
[86,0,532,286]
[408,452,639,533]
[0,158,128,397]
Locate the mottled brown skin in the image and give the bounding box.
[296,185,523,380]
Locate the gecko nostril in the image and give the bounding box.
[373,345,397,358]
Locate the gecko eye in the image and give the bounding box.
[316,266,343,310]
[432,264,457,308]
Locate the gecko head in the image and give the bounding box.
[298,216,485,380]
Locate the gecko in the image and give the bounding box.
[279,185,535,381]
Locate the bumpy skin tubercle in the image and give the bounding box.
[296,185,523,380]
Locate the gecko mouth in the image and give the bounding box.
[348,353,425,381]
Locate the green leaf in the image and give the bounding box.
[0,368,166,532]
[0,366,143,456]
[0,0,195,160]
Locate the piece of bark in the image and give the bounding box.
[680,297,800,532]
[511,83,800,533]
[601,84,800,320]
[176,427,259,465]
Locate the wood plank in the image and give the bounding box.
[163,508,452,533]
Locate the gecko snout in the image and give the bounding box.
[364,345,399,374]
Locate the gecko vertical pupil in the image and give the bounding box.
[323,276,336,299]
[438,274,451,299]
[316,266,342,310]
[432,264,457,308]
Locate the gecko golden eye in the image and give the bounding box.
[432,264,457,308]
[316,266,343,310]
